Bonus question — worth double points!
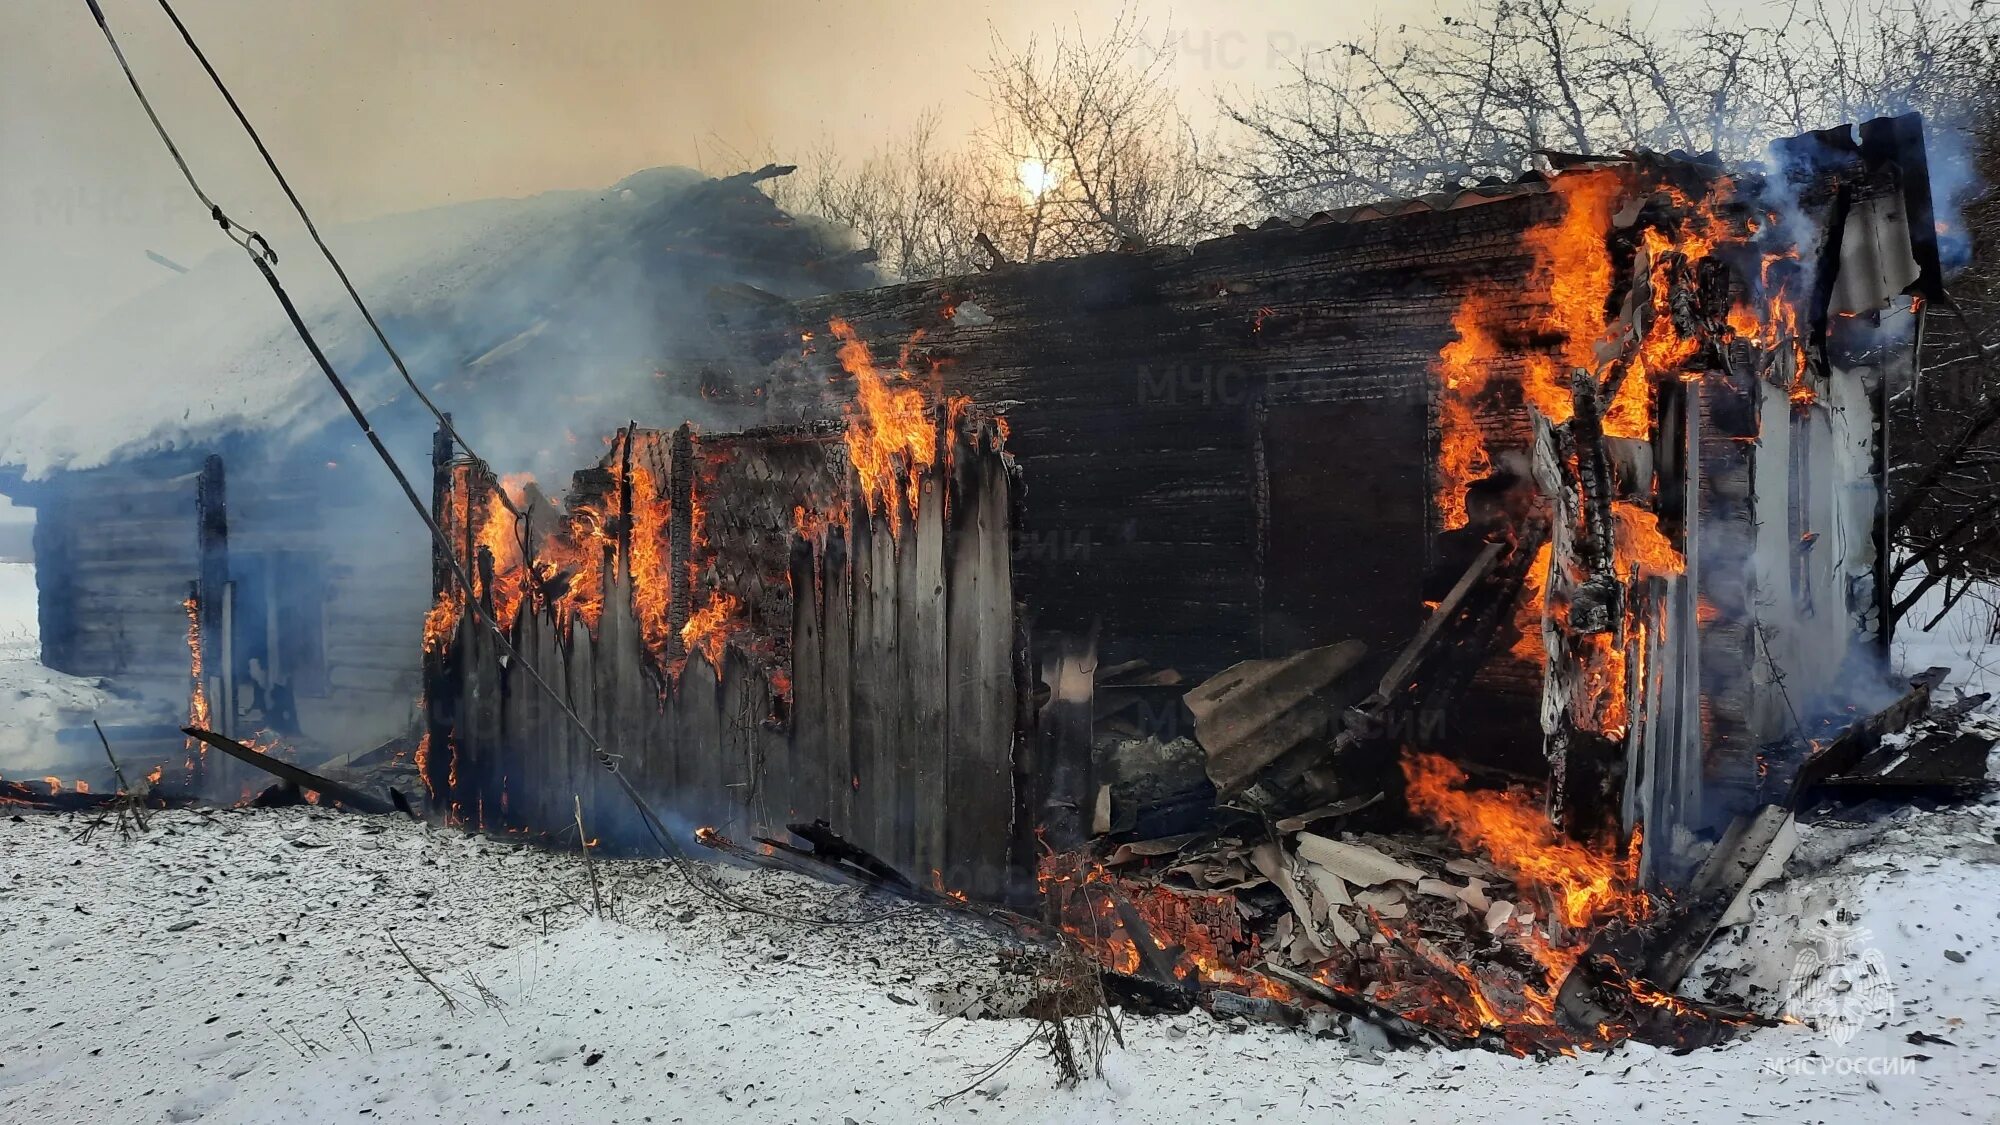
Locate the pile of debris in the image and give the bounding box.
[1038,642,1996,1055]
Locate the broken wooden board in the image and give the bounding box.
[1185,640,1367,794]
[1819,726,1996,799]
[1784,667,1947,805]
[1294,833,1425,887]
[182,727,396,816]
[1637,804,1796,989]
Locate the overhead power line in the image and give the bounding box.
[78,0,909,926]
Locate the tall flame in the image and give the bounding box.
[1434,294,1503,529]
[829,317,941,534]
[1510,541,1554,663]
[183,594,210,735]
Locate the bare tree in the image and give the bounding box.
[765,117,993,280]
[973,9,1235,262]
[772,10,1234,277]
[1224,0,1997,213]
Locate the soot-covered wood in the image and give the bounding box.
[712,192,1569,687]
[426,414,1027,901]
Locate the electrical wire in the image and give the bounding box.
[147,0,531,537]
[79,0,912,927]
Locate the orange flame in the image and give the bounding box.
[1401,751,1646,931]
[828,317,951,535]
[1510,542,1554,663]
[1434,294,1503,529]
[1609,502,1685,578]
[623,438,674,661]
[680,590,744,672]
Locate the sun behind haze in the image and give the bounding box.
[0,0,1765,390]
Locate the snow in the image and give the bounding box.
[4,793,1999,1124]
[0,167,705,478]
[1893,574,2000,699]
[0,561,110,777]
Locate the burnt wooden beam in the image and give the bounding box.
[1784,667,1946,805]
[785,818,915,889]
[1255,963,1485,1052]
[1102,884,1195,993]
[1634,804,1796,989]
[182,727,397,816]
[1037,627,1099,849]
[1820,727,1996,799]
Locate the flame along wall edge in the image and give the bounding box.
[1516,132,1928,887]
[421,411,1026,902]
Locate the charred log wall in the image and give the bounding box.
[25,456,204,698]
[427,415,1024,899]
[724,193,1566,697]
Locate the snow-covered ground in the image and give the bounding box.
[2,559,1994,1122]
[0,561,110,777]
[3,789,1998,1125]
[1893,573,2000,699]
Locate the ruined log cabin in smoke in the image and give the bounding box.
[653,114,1934,894]
[0,167,878,788]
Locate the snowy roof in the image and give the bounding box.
[0,167,854,479]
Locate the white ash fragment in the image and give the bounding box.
[1326,908,1361,947]
[1301,860,1352,907]
[1295,833,1426,886]
[1351,887,1405,909]
[1456,878,1493,913]
[1415,877,1460,900]
[1250,842,1332,960]
[1484,900,1516,933]
[1445,856,1502,880]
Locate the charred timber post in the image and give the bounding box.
[1568,368,1619,606]
[616,422,637,564]
[430,416,454,603]
[1036,626,1098,850]
[195,453,228,751]
[666,423,694,670]
[421,416,456,808]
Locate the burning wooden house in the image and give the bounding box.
[417,114,1954,1050]
[0,166,875,786]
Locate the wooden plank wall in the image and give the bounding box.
[31,456,204,701]
[428,413,1025,900]
[727,192,1569,687]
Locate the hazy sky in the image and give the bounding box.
[1,0,1765,388]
